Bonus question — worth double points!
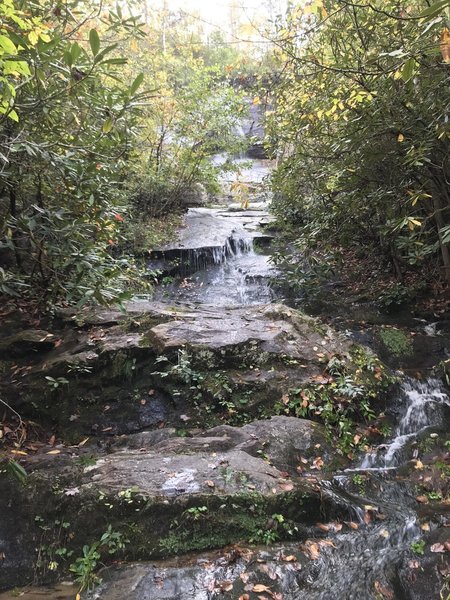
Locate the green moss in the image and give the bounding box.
[109,351,137,380]
[378,327,413,357]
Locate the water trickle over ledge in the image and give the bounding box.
[149,206,279,306]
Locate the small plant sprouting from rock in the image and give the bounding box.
[45,376,69,390]
[69,525,129,593]
[276,348,396,454]
[378,328,413,357]
[410,539,426,556]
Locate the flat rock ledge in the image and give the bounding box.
[0,302,353,437]
[0,418,345,591]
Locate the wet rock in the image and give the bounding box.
[0,417,330,590]
[87,546,309,600]
[147,302,343,357]
[180,184,209,207]
[0,329,56,358]
[397,528,450,600]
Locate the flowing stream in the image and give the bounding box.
[6,160,448,600]
[145,159,450,599]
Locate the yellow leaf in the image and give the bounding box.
[46,449,61,455]
[253,584,271,593]
[397,133,405,142]
[440,28,450,63]
[76,594,81,600]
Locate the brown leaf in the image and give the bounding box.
[281,555,297,562]
[317,523,329,532]
[305,541,320,560]
[374,580,394,599]
[430,543,446,553]
[217,581,233,591]
[78,437,90,447]
[253,584,271,593]
[416,495,429,504]
[279,481,294,491]
[239,595,250,600]
[311,457,324,470]
[48,434,56,446]
[240,573,250,583]
[441,27,450,62]
[46,449,61,455]
[318,539,336,549]
[205,480,215,488]
[260,564,278,580]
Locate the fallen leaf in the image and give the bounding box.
[311,457,324,470]
[282,555,297,562]
[416,495,429,504]
[240,573,250,583]
[253,584,271,593]
[46,449,61,455]
[414,459,424,470]
[305,541,320,560]
[205,480,215,488]
[64,487,80,496]
[239,595,250,600]
[421,523,430,532]
[78,437,90,447]
[430,543,446,553]
[374,580,394,599]
[318,539,336,549]
[217,581,233,591]
[347,522,359,530]
[279,481,294,491]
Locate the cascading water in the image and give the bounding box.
[293,377,450,599]
[361,378,450,469]
[155,231,279,306]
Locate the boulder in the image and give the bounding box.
[0,329,56,358]
[0,417,332,590]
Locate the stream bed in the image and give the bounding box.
[2,159,448,599]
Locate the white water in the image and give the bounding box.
[361,378,450,468]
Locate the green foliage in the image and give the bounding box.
[268,0,450,284]
[277,348,395,453]
[410,539,426,555]
[378,328,413,357]
[69,525,128,592]
[1,458,27,483]
[0,0,149,307]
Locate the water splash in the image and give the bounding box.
[361,378,450,468]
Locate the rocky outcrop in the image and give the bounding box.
[0,302,353,437]
[0,417,335,590]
